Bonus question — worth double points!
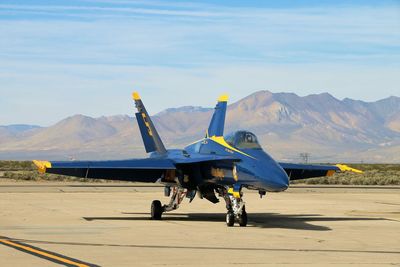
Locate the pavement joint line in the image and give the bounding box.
[0,236,99,267]
[8,238,400,255]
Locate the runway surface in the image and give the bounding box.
[0,182,399,266]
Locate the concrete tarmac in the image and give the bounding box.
[0,182,399,267]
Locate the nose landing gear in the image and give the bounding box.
[226,211,235,227]
[223,187,247,227]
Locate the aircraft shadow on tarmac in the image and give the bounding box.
[83,212,387,231]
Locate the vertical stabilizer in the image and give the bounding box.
[133,92,167,154]
[207,95,228,137]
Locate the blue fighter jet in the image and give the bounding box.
[34,92,362,227]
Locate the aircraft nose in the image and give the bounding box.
[242,149,289,191]
[276,169,289,189]
[260,163,289,191]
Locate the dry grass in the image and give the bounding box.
[0,160,35,171]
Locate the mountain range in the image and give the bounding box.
[1,91,399,163]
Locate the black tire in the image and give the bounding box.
[151,200,163,220]
[226,211,235,227]
[238,210,248,227]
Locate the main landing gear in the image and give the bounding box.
[150,187,189,220]
[150,185,248,227]
[223,188,247,227]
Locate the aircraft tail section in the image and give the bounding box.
[207,95,228,137]
[133,92,167,154]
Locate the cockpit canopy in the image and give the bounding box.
[225,131,262,150]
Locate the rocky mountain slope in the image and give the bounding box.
[1,91,399,162]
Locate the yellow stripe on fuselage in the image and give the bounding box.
[186,136,256,159]
[210,136,256,159]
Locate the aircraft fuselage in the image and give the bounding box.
[183,136,289,192]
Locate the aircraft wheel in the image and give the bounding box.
[238,210,248,227]
[226,211,235,227]
[151,200,163,220]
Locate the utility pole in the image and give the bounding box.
[299,153,310,164]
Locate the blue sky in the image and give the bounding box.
[1,0,399,126]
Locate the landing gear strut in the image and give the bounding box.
[150,187,187,220]
[223,187,247,227]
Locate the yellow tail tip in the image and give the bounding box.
[335,164,363,174]
[132,91,141,100]
[218,94,229,102]
[33,160,52,174]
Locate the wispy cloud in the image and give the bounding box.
[0,4,232,18]
[1,2,398,64]
[0,0,399,125]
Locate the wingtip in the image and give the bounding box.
[33,160,52,174]
[335,164,363,174]
[132,91,141,101]
[218,94,229,102]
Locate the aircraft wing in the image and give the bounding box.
[33,154,241,183]
[278,163,362,181]
[33,158,176,183]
